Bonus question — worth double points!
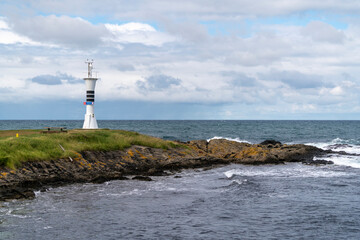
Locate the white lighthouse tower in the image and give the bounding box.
[82,59,99,129]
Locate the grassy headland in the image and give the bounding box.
[0,129,181,169]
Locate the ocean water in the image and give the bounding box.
[0,120,360,239]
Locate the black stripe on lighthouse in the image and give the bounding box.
[86,90,95,102]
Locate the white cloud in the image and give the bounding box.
[291,104,317,112]
[0,18,10,29]
[0,18,37,45]
[107,22,156,33]
[2,1,360,118]
[329,86,344,95]
[8,15,107,48]
[158,19,208,43]
[301,21,345,44]
[105,22,176,46]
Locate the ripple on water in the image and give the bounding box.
[0,164,359,239]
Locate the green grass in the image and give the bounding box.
[0,129,182,169]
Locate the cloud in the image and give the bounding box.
[218,32,293,66]
[136,74,182,91]
[2,1,360,119]
[222,71,257,87]
[301,21,345,44]
[10,0,360,20]
[105,22,176,46]
[113,63,136,71]
[158,19,208,43]
[9,15,107,48]
[329,86,344,95]
[31,72,82,85]
[261,71,325,89]
[291,103,317,112]
[0,17,37,45]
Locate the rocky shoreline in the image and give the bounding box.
[0,139,333,201]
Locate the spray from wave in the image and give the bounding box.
[209,136,360,169]
[207,136,252,144]
[307,138,360,168]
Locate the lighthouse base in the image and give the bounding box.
[83,113,98,129]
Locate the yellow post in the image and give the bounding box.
[16,133,19,138]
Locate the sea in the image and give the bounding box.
[0,120,360,240]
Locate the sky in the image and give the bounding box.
[1,0,360,120]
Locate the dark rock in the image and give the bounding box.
[202,165,222,171]
[0,138,333,201]
[22,189,35,199]
[147,168,170,176]
[118,176,130,180]
[132,176,152,181]
[260,140,282,146]
[187,140,208,152]
[327,144,351,149]
[303,159,334,165]
[91,176,111,184]
[0,188,35,201]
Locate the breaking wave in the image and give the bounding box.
[207,136,252,144]
[307,138,360,169]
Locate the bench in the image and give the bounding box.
[42,127,68,134]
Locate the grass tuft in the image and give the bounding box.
[0,129,183,169]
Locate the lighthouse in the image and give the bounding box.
[82,59,98,129]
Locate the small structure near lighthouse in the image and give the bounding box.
[82,59,98,129]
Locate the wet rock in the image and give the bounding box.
[22,189,35,199]
[91,176,111,184]
[303,159,334,165]
[147,168,170,176]
[0,139,332,201]
[0,187,35,201]
[274,144,326,162]
[260,140,282,146]
[132,176,152,181]
[327,144,352,149]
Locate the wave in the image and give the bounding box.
[307,138,360,152]
[207,136,252,144]
[210,137,360,169]
[306,138,360,169]
[314,155,360,169]
[224,165,351,179]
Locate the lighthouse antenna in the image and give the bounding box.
[85,59,94,78]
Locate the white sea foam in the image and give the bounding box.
[224,164,350,178]
[207,136,252,144]
[314,155,360,169]
[224,169,237,178]
[231,179,248,185]
[5,209,29,219]
[307,138,360,151]
[102,188,146,197]
[306,138,360,168]
[34,190,41,197]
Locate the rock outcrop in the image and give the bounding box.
[0,139,332,201]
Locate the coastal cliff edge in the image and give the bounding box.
[0,139,331,201]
